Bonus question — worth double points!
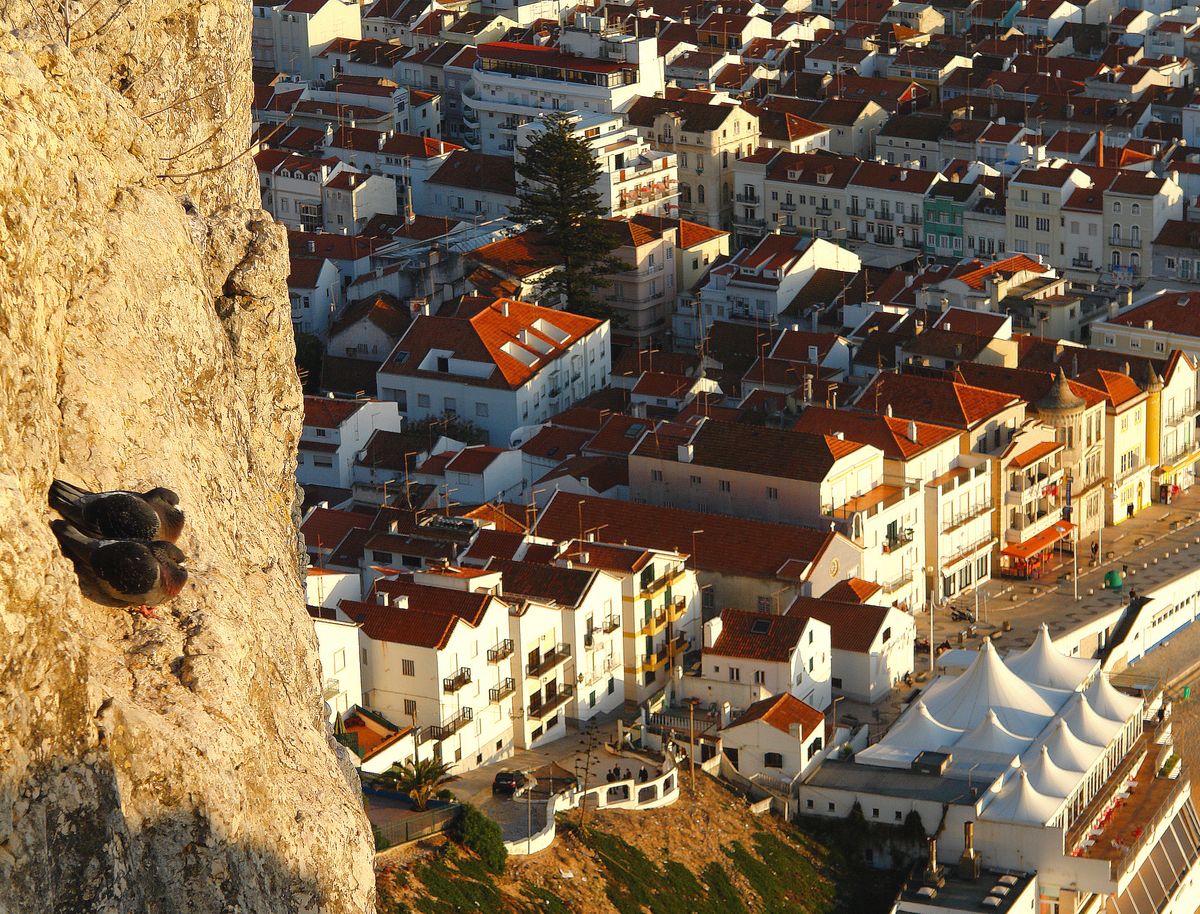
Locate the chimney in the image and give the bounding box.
[908,419,918,442]
[1097,130,1104,168]
[958,821,981,880]
[376,590,389,605]
[501,300,509,317]
[394,594,409,610]
[703,616,724,648]
[886,403,893,418]
[377,133,386,150]
[804,374,813,404]
[306,239,316,254]
[678,443,695,463]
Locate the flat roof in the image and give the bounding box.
[804,757,993,806]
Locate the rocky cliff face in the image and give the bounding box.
[0,5,374,913]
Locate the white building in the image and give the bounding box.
[516,112,679,220]
[720,692,827,787]
[463,27,665,155]
[299,395,403,490]
[253,0,361,81]
[376,297,611,446]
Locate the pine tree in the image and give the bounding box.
[511,112,625,319]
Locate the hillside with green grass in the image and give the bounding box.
[375,776,903,914]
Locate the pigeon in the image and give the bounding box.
[49,479,185,544]
[51,520,189,618]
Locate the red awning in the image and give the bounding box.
[1002,521,1075,560]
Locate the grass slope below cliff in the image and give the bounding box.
[375,776,900,914]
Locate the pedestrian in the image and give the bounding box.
[606,771,614,783]
[624,768,632,781]
[1091,541,1099,565]
[639,766,649,783]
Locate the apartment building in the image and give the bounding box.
[343,576,518,772]
[299,395,403,490]
[794,407,995,605]
[625,96,760,230]
[376,297,611,445]
[731,149,860,247]
[676,233,861,348]
[1079,367,1153,525]
[694,609,833,712]
[845,161,942,255]
[463,27,665,155]
[516,113,679,220]
[252,0,361,81]
[557,540,701,704]
[487,559,626,723]
[1006,165,1091,268]
[1093,291,1200,362]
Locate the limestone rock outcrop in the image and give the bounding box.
[0,5,374,912]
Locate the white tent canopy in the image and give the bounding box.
[955,709,1033,759]
[1061,692,1125,747]
[922,641,1056,735]
[1040,719,1104,773]
[1024,745,1079,799]
[981,769,1063,826]
[1006,624,1098,692]
[855,700,963,768]
[1084,673,1144,723]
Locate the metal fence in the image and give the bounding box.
[374,803,461,849]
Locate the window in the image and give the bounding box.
[402,659,415,676]
[403,698,417,716]
[828,802,836,812]
[332,649,345,673]
[1014,215,1029,229]
[764,752,783,768]
[882,627,891,643]
[719,479,731,492]
[757,596,772,613]
[417,393,430,408]
[728,666,741,682]
[651,469,663,482]
[807,799,815,810]
[1036,217,1050,232]
[766,487,779,500]
[1132,203,1140,215]
[475,402,489,418]
[690,474,701,486]
[832,677,842,689]
[371,550,392,563]
[872,808,880,819]
[753,670,766,685]
[444,396,456,415]
[895,811,903,821]
[1113,201,1121,213]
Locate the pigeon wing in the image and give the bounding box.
[83,493,161,540]
[90,541,160,598]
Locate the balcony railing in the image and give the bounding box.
[733,215,766,230]
[639,566,684,598]
[528,684,574,719]
[667,597,687,622]
[489,677,515,704]
[526,643,571,678]
[601,614,621,634]
[942,502,993,534]
[427,707,473,741]
[881,568,915,594]
[735,192,759,203]
[488,639,514,663]
[443,667,472,693]
[847,205,865,217]
[1110,235,1143,249]
[1071,256,1094,268]
[639,608,669,637]
[779,201,797,211]
[815,205,832,215]
[942,533,995,569]
[883,529,915,552]
[582,656,621,686]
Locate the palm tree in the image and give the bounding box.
[388,758,459,811]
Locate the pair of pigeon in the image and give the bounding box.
[49,480,189,619]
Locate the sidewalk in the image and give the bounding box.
[914,489,1200,665]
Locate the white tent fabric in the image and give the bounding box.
[1061,692,1125,746]
[981,769,1063,825]
[855,701,963,768]
[955,709,1032,759]
[1024,745,1079,799]
[1084,673,1144,723]
[1006,624,1098,692]
[922,641,1056,734]
[1040,719,1104,773]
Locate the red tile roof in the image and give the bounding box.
[1106,291,1200,339]
[487,558,596,606]
[821,577,880,603]
[785,595,892,653]
[857,373,1021,430]
[709,608,811,663]
[792,407,958,460]
[301,507,374,550]
[303,395,371,428]
[726,692,824,738]
[534,493,840,581]
[1075,368,1146,408]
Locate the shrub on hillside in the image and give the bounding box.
[450,804,507,874]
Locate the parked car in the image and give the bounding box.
[492,770,531,797]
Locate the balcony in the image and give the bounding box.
[601,614,621,634]
[815,205,832,215]
[1071,256,1094,268]
[735,192,759,204]
[489,677,515,703]
[638,565,685,598]
[639,608,669,637]
[665,633,689,657]
[443,667,472,693]
[526,643,571,678]
[779,201,797,211]
[638,650,667,673]
[881,568,914,594]
[883,528,914,553]
[582,656,621,686]
[528,684,574,720]
[941,502,993,534]
[427,707,473,741]
[847,205,865,217]
[1110,235,1143,249]
[667,597,687,622]
[488,639,514,663]
[733,215,766,231]
[942,533,995,569]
